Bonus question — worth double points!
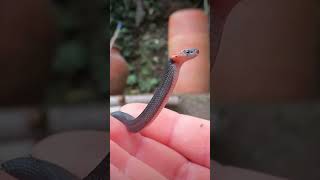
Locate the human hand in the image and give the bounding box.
[110,103,210,180]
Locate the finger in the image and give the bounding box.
[110,117,210,179]
[176,163,210,180]
[110,164,131,180]
[111,120,190,179]
[119,103,210,168]
[110,140,167,180]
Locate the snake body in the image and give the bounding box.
[112,48,199,132]
[0,48,198,179]
[1,157,80,180]
[1,154,108,180]
[111,59,177,132]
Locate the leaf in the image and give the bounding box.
[149,78,159,87]
[141,68,151,76]
[127,74,137,85]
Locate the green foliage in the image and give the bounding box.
[111,0,200,94]
[127,74,137,86]
[110,0,166,94]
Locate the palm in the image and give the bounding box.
[110,103,210,180]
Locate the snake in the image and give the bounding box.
[1,154,108,180]
[0,48,199,179]
[112,48,199,132]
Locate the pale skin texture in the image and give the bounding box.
[110,103,210,180]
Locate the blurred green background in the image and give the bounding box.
[48,0,206,104]
[110,0,206,94]
[47,0,107,104]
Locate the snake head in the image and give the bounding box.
[171,48,199,64]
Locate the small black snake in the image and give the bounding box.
[1,48,199,179]
[112,48,199,132]
[1,154,109,180]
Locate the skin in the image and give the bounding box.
[1,48,199,179]
[110,103,210,180]
[111,48,199,133]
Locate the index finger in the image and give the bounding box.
[119,103,210,168]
